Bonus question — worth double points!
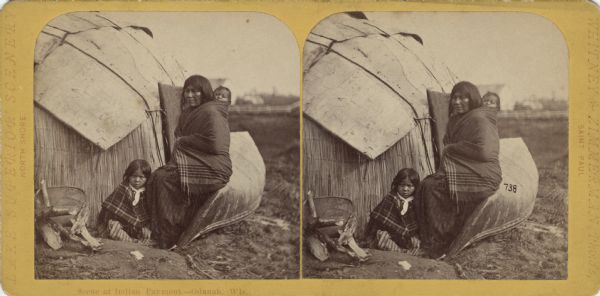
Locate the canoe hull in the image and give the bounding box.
[176,133,265,247]
[448,138,538,257]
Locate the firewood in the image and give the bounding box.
[38,222,62,250]
[38,180,55,218]
[345,237,369,261]
[314,228,363,261]
[36,206,78,219]
[69,203,102,250]
[315,218,345,226]
[307,191,318,219]
[306,234,329,261]
[36,180,101,250]
[314,228,346,254]
[337,214,357,246]
[40,180,51,208]
[337,215,369,261]
[78,226,102,251]
[45,218,92,248]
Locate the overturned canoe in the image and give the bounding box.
[158,83,266,247]
[447,138,538,257]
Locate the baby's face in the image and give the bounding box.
[128,169,147,189]
[483,96,498,109]
[481,95,498,108]
[485,101,498,108]
[215,92,230,103]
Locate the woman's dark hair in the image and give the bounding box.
[391,168,420,191]
[449,81,482,115]
[482,91,501,111]
[182,75,215,104]
[123,159,152,181]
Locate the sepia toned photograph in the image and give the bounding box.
[302,12,568,279]
[33,11,300,279]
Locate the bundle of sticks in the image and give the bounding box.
[35,180,102,251]
[304,191,370,262]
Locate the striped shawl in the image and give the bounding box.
[101,183,150,230]
[173,100,232,200]
[369,193,418,241]
[442,107,502,200]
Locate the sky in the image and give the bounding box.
[104,12,300,97]
[97,12,566,101]
[365,12,568,101]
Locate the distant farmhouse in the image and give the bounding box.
[478,84,514,111]
[514,97,567,111]
[236,94,265,105]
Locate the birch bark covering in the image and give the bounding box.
[303,13,455,159]
[302,13,454,234]
[34,12,185,224]
[34,12,185,149]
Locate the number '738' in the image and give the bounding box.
[504,183,517,193]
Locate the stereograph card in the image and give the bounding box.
[0,1,599,296]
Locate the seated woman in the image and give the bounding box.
[416,81,502,258]
[147,75,232,249]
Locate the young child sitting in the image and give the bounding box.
[97,159,153,244]
[366,168,421,254]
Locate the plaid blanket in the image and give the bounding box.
[369,193,418,244]
[173,100,232,199]
[101,183,150,230]
[442,107,502,200]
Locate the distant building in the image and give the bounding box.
[478,84,514,111]
[236,94,264,105]
[514,98,567,111]
[514,100,544,111]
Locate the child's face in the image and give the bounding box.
[395,179,415,198]
[215,92,230,104]
[483,96,498,109]
[128,169,147,189]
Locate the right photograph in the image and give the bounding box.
[302,12,568,279]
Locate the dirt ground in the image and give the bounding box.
[35,112,300,279]
[34,113,568,280]
[449,116,568,280]
[303,115,568,280]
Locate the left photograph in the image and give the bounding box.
[33,12,300,279]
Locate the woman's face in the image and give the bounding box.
[451,93,470,115]
[128,169,147,189]
[396,179,415,198]
[183,87,203,108]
